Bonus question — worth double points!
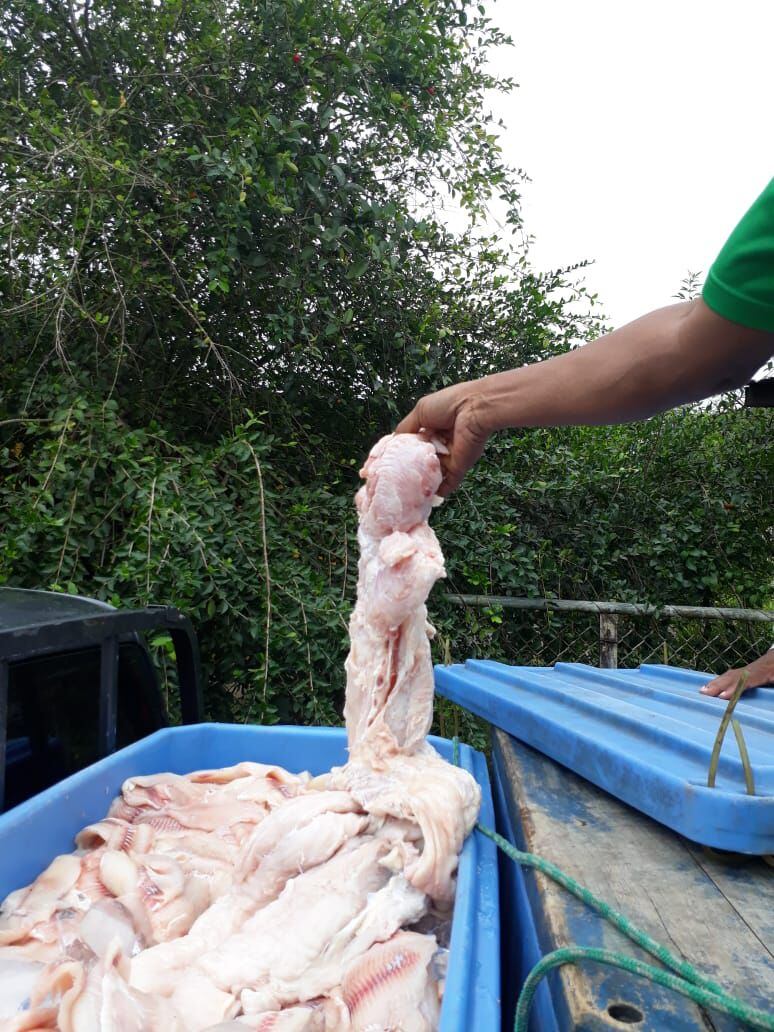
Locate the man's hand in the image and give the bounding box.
[700,649,774,700]
[395,382,492,496]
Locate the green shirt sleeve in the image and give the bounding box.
[702,178,774,332]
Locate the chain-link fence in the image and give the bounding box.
[442,595,774,675]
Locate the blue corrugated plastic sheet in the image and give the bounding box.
[435,661,774,854]
[0,724,500,1032]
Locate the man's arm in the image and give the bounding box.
[396,299,773,495]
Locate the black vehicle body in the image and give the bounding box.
[0,588,202,813]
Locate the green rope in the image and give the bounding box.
[450,737,774,1031]
[473,822,725,995]
[515,948,774,1032]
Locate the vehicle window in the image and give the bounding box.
[3,642,163,812]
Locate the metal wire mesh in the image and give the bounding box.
[438,597,773,676]
[617,614,772,673]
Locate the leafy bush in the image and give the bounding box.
[1,1,770,743]
[2,384,769,733]
[1,0,597,448]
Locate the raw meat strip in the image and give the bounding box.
[331,433,480,902]
[0,855,82,946]
[341,930,440,1031]
[25,940,187,1031]
[344,436,447,759]
[328,745,479,904]
[75,818,155,855]
[240,811,369,904]
[236,791,362,882]
[235,871,426,1015]
[111,763,306,840]
[128,892,258,997]
[190,837,392,1001]
[130,799,368,995]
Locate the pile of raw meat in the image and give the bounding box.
[0,433,480,1031]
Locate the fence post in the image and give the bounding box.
[599,614,619,669]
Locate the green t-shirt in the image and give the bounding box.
[702,177,774,332]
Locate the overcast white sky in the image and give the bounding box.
[476,0,774,328]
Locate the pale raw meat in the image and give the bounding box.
[334,433,480,902]
[341,931,440,1031]
[128,892,257,997]
[355,434,444,540]
[0,957,44,1021]
[344,437,447,758]
[0,432,479,1030]
[236,791,362,884]
[233,871,426,1014]
[75,818,155,855]
[328,745,479,903]
[168,969,239,1027]
[23,940,187,1032]
[77,818,237,893]
[191,837,392,1000]
[240,811,369,904]
[205,997,348,1031]
[111,763,307,840]
[0,855,82,945]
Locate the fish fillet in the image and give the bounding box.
[342,931,440,1031]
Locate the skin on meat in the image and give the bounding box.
[336,433,480,903]
[327,746,480,904]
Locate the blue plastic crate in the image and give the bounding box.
[0,723,500,1031]
[435,661,774,854]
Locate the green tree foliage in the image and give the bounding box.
[1,0,595,446]
[1,1,770,733]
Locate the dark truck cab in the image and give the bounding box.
[0,588,203,813]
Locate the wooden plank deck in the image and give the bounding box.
[492,729,774,1031]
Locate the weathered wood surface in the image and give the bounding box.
[493,729,774,1031]
[598,613,619,669]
